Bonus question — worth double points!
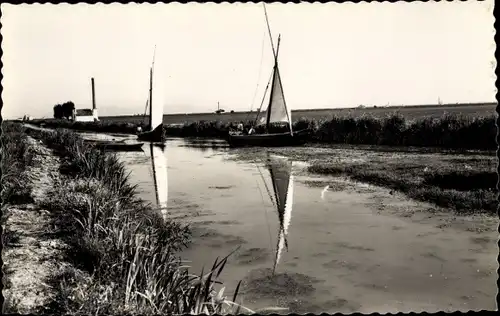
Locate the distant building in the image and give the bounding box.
[72,77,99,122]
[72,108,99,122]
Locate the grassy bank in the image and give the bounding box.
[1,122,35,205]
[1,122,36,269]
[308,154,497,215]
[7,125,253,314]
[29,111,497,150]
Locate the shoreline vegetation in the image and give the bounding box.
[2,122,258,314]
[26,111,497,150]
[307,157,497,215]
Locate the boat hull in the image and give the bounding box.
[85,140,144,152]
[137,124,166,143]
[227,128,311,148]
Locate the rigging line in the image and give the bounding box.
[143,99,149,117]
[246,28,267,121]
[262,3,277,60]
[253,68,275,127]
[143,44,156,125]
[151,44,157,75]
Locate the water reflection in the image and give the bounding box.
[143,143,169,219]
[258,153,294,274]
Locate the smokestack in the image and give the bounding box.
[91,77,96,110]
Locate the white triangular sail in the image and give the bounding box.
[150,81,164,132]
[267,66,289,125]
[254,66,289,127]
[148,45,164,132]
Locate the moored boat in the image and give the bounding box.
[227,4,312,148]
[84,139,144,152]
[228,128,311,147]
[137,45,167,143]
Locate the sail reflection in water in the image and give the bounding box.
[145,143,168,219]
[258,154,294,275]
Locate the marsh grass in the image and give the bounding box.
[30,112,497,150]
[309,162,497,214]
[27,127,257,314]
[301,112,496,150]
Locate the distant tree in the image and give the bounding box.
[230,110,235,114]
[61,101,75,119]
[215,109,225,114]
[53,104,63,119]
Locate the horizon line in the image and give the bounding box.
[99,101,497,118]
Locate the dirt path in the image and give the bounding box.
[2,137,69,313]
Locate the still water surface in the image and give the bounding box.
[79,133,497,313]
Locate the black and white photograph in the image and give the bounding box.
[1,1,497,314]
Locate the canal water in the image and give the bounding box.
[79,132,497,313]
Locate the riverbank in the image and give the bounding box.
[2,123,251,314]
[2,122,71,313]
[27,110,497,150]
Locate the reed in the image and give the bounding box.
[301,112,497,149]
[26,128,254,314]
[30,111,497,150]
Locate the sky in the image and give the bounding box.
[1,1,496,119]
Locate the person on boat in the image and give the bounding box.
[248,126,256,135]
[137,126,143,133]
[237,122,244,132]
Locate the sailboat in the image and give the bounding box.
[258,154,294,274]
[227,5,311,148]
[138,46,167,143]
[147,143,169,220]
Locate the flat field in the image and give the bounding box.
[100,102,496,125]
